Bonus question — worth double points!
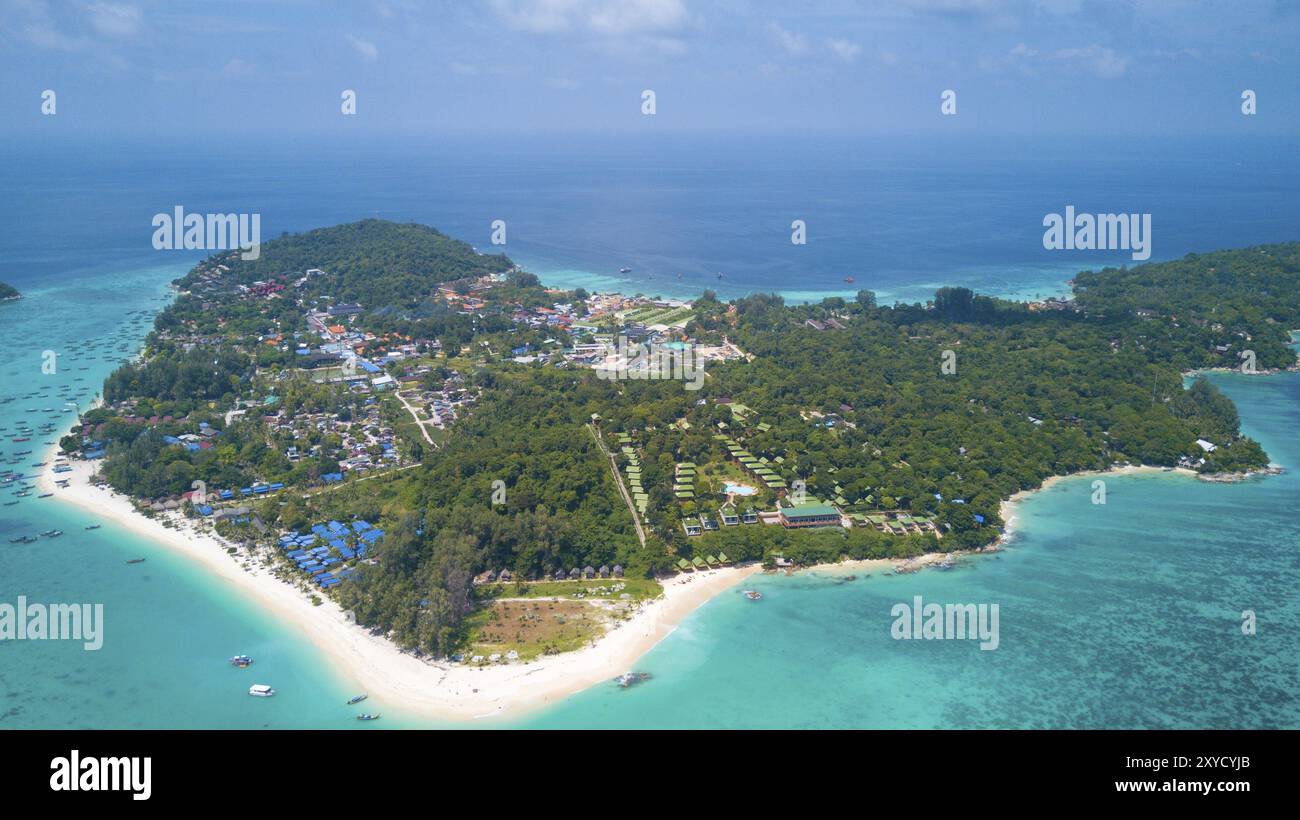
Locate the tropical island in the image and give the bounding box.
[0,281,19,301]
[52,220,1300,672]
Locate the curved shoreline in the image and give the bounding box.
[38,459,758,722]
[998,464,1197,536]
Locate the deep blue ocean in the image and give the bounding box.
[0,133,1297,728]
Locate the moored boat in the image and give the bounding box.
[355,713,380,721]
[248,684,276,697]
[230,654,254,668]
[615,671,652,688]
[347,694,368,705]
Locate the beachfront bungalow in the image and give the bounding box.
[598,565,610,578]
[568,567,581,580]
[676,558,693,572]
[583,565,596,579]
[777,501,842,529]
[612,565,624,577]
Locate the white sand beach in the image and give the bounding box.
[37,457,759,721]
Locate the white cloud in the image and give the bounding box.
[587,0,688,34]
[222,58,256,78]
[1053,45,1128,78]
[348,35,379,61]
[1000,41,1128,79]
[769,22,808,57]
[86,2,141,37]
[826,37,861,63]
[489,0,688,35]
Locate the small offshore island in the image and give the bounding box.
[0,281,20,302]
[44,221,1300,717]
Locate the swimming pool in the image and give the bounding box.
[723,482,757,496]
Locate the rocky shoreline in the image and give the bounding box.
[1196,465,1284,483]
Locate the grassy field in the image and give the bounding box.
[465,599,606,660]
[464,577,664,661]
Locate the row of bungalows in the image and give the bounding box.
[715,435,787,490]
[544,565,625,581]
[621,445,648,516]
[674,462,695,500]
[682,504,760,535]
[847,512,941,536]
[674,553,732,572]
[204,481,287,504]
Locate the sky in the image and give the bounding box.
[0,0,1297,137]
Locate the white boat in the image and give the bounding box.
[248,684,276,697]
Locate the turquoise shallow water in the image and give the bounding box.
[0,267,373,729]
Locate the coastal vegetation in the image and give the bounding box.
[0,281,19,301]
[66,221,1300,659]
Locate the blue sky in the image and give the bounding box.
[1,0,1297,136]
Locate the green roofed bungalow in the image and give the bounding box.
[677,557,692,570]
[706,555,720,567]
[718,552,731,564]
[756,423,771,432]
[692,556,707,569]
